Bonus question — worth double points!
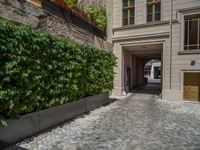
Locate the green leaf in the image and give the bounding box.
[0,19,117,126]
[0,117,7,127]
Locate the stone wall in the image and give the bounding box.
[0,0,112,51]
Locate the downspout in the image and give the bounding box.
[169,0,173,90]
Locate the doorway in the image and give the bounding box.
[184,72,200,101]
[144,59,161,90]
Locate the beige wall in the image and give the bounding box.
[124,50,133,88]
[112,43,123,96]
[162,1,200,101]
[173,0,200,20]
[113,0,200,27]
[113,0,171,27]
[111,0,200,100]
[106,0,113,43]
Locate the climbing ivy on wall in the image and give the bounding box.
[0,20,116,126]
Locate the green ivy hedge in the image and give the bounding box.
[0,20,116,126]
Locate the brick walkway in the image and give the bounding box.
[18,94,200,150]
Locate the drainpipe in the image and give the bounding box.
[169,0,173,90]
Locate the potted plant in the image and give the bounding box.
[50,0,70,10]
[72,7,90,23]
[87,6,107,31]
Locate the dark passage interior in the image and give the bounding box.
[123,44,163,95]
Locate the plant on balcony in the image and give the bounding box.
[56,0,90,22]
[87,6,106,30]
[50,0,107,31]
[63,0,77,8]
[51,0,70,9]
[75,2,88,14]
[72,2,90,22]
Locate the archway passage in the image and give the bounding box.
[123,43,163,95]
[144,59,161,90]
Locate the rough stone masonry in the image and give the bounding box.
[0,0,112,51]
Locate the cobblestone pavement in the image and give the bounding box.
[18,94,200,150]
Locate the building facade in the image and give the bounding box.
[109,0,200,101]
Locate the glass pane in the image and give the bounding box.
[147,14,152,22]
[155,13,160,21]
[123,0,128,7]
[155,3,160,13]
[130,8,135,17]
[184,21,188,47]
[189,20,198,45]
[123,18,128,26]
[189,45,198,50]
[130,0,135,6]
[184,45,188,50]
[130,17,134,24]
[147,5,153,14]
[123,9,128,18]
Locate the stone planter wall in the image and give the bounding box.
[0,0,112,52]
[0,92,110,149]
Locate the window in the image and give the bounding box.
[184,15,200,50]
[147,0,161,22]
[122,0,135,26]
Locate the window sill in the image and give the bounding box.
[113,20,179,32]
[178,50,200,55]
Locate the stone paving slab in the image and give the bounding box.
[17,94,200,150]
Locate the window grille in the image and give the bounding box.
[147,0,161,22]
[122,0,135,26]
[184,15,200,50]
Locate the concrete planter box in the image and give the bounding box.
[0,92,109,149]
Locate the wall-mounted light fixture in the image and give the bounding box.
[191,60,196,66]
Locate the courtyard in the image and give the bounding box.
[17,93,200,150]
[1,0,200,150]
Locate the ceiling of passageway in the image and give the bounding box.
[123,43,162,59]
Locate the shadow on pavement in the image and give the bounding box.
[0,99,117,150]
[0,140,27,150]
[3,146,27,150]
[109,98,118,103]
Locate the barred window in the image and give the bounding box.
[147,0,161,22]
[122,0,135,26]
[184,15,200,50]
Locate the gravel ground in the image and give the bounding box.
[17,93,200,150]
